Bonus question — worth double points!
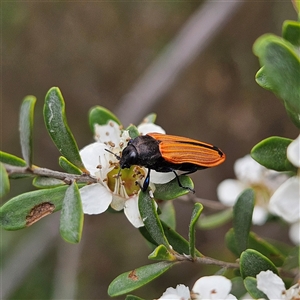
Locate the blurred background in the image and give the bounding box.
[1,1,299,299]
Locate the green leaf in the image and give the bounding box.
[148,245,176,261]
[59,156,82,175]
[108,262,174,296]
[0,163,10,197]
[154,175,193,200]
[138,191,170,248]
[0,151,26,167]
[233,189,255,255]
[240,249,278,279]
[88,106,121,133]
[19,95,36,167]
[32,176,66,188]
[231,277,247,299]
[141,113,157,124]
[43,87,87,172]
[198,208,232,229]
[0,186,68,230]
[60,182,83,243]
[255,67,274,92]
[251,136,296,172]
[162,221,202,257]
[225,229,239,257]
[248,232,285,266]
[282,246,300,271]
[139,220,202,257]
[126,124,139,139]
[160,201,176,230]
[244,277,267,299]
[283,20,300,46]
[285,103,300,129]
[189,203,203,258]
[253,34,300,126]
[125,295,145,300]
[0,152,32,179]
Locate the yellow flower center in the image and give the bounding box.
[106,166,146,197]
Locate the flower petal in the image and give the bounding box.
[269,177,300,223]
[150,170,175,184]
[252,206,268,225]
[289,221,300,245]
[256,270,285,299]
[217,179,247,206]
[192,275,234,299]
[287,135,300,168]
[111,194,126,211]
[137,123,166,135]
[159,284,190,300]
[80,183,112,214]
[80,142,114,175]
[234,155,264,184]
[94,121,122,145]
[124,196,144,228]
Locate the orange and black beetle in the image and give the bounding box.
[118,132,225,192]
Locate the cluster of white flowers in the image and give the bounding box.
[217,135,300,244]
[158,275,237,300]
[158,271,300,300]
[79,121,173,228]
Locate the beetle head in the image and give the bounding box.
[119,145,138,169]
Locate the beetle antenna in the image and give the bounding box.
[105,149,121,160]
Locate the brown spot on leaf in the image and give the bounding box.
[26,202,55,226]
[128,269,138,281]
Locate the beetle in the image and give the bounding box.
[115,132,225,193]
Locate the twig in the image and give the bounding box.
[4,164,97,184]
[179,194,228,210]
[174,253,239,269]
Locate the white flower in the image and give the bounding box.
[256,270,300,300]
[192,275,237,299]
[287,135,300,168]
[157,276,237,300]
[80,120,172,228]
[158,284,190,300]
[217,155,288,225]
[269,135,300,244]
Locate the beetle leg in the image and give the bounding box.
[136,168,151,192]
[171,169,196,193]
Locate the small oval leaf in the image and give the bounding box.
[0,163,10,197]
[282,20,300,46]
[189,203,203,257]
[19,95,36,167]
[154,175,193,200]
[0,151,26,167]
[198,208,232,230]
[43,87,87,172]
[32,176,66,188]
[89,106,121,133]
[138,191,169,248]
[108,262,174,297]
[244,277,267,299]
[233,189,255,255]
[0,186,68,230]
[148,245,176,261]
[160,201,176,230]
[60,182,83,243]
[251,136,296,172]
[240,249,278,279]
[59,156,82,175]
